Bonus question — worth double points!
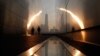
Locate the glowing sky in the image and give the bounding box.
[28,0,67,29]
[28,0,86,30]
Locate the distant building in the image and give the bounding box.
[45,13,49,32]
[50,27,59,33]
[41,13,49,33]
[60,14,66,32]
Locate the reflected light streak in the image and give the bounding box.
[26,33,31,36]
[59,8,84,29]
[81,31,86,41]
[28,48,34,56]
[59,8,86,56]
[74,50,81,56]
[27,11,42,30]
[34,54,38,56]
[59,8,86,41]
[28,46,39,56]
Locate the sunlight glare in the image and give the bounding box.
[59,8,84,29]
[27,11,42,30]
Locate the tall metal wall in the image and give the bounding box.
[0,0,29,34]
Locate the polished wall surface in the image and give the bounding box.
[67,0,100,31]
[0,0,29,34]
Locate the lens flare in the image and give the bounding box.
[27,11,42,30]
[59,8,84,29]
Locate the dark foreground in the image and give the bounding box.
[1,26,100,56]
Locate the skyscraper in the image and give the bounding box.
[45,13,49,32]
[60,14,65,32]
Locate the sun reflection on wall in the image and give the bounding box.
[59,8,86,56]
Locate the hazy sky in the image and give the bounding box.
[28,0,67,29]
[28,0,96,30]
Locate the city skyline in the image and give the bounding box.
[28,0,67,30]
